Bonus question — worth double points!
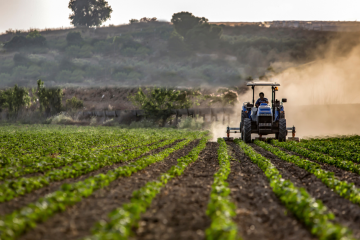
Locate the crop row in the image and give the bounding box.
[302,135,360,143]
[0,127,134,158]
[296,140,360,163]
[0,128,167,165]
[0,133,205,240]
[83,136,210,240]
[273,140,360,175]
[256,140,360,208]
[0,135,186,202]
[205,138,238,240]
[0,137,160,180]
[235,139,354,240]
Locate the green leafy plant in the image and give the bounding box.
[273,140,360,175]
[257,140,360,209]
[235,139,354,240]
[0,130,204,240]
[205,138,239,239]
[84,135,209,239]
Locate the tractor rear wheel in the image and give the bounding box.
[278,119,287,142]
[242,118,252,143]
[240,111,247,132]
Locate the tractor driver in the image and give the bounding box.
[255,92,269,107]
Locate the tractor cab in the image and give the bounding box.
[225,81,298,143]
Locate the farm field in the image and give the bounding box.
[1,125,360,240]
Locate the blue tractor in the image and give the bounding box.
[225,82,298,143]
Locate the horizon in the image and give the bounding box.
[1,0,360,34]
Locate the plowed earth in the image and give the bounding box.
[4,140,360,240]
[251,144,360,239]
[0,140,181,216]
[19,140,199,240]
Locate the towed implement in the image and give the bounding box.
[225,81,299,142]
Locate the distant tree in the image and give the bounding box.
[170,12,221,50]
[129,87,192,126]
[0,90,7,112]
[171,12,208,37]
[129,19,139,24]
[4,30,46,50]
[68,0,113,27]
[0,84,31,113]
[185,23,222,49]
[36,79,63,114]
[167,31,189,56]
[26,30,46,46]
[139,17,157,23]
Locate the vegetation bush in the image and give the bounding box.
[12,66,28,79]
[36,79,63,113]
[136,47,151,56]
[66,45,93,58]
[66,31,83,45]
[177,116,204,130]
[0,84,31,113]
[122,47,137,57]
[167,31,189,56]
[49,112,74,124]
[25,65,41,78]
[56,70,72,82]
[13,53,29,66]
[113,72,128,80]
[0,59,14,73]
[4,31,46,50]
[26,31,46,47]
[0,73,12,85]
[93,41,112,54]
[129,119,158,128]
[47,39,67,50]
[129,87,193,126]
[66,96,84,110]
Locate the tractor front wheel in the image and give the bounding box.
[242,118,252,143]
[278,119,287,142]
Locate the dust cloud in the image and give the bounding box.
[276,44,360,138]
[211,38,360,140]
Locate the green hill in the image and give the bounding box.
[0,21,358,88]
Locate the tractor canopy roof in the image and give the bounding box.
[246,81,280,86]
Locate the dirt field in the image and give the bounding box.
[2,125,360,240]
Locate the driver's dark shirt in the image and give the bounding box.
[256,98,268,106]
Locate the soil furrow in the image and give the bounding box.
[18,140,199,240]
[227,142,315,240]
[276,145,360,188]
[0,139,182,216]
[251,143,360,239]
[133,142,219,240]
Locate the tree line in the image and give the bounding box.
[0,80,83,116]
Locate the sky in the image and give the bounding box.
[0,0,360,34]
